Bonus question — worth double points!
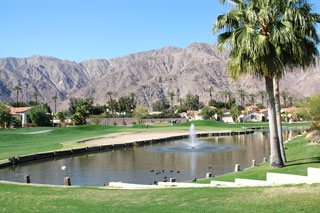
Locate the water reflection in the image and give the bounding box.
[0,127,304,186]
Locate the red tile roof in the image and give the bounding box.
[6,105,32,114]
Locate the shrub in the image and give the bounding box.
[0,104,13,128]
[29,106,52,126]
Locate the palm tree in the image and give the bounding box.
[106,91,113,102]
[129,92,136,111]
[258,90,266,108]
[248,93,256,106]
[52,96,58,114]
[33,92,39,104]
[288,96,294,107]
[206,87,214,105]
[13,86,21,107]
[237,89,247,107]
[177,98,184,111]
[168,92,175,112]
[280,91,289,108]
[106,91,114,114]
[213,0,319,167]
[223,90,232,109]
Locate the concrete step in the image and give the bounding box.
[267,173,309,184]
[307,167,320,183]
[108,182,164,189]
[210,180,239,187]
[158,182,211,188]
[234,178,274,186]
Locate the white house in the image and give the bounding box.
[7,106,32,127]
[238,106,268,122]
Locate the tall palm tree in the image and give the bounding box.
[33,92,39,104]
[258,90,266,108]
[13,86,21,107]
[280,91,289,108]
[168,92,175,112]
[106,91,113,102]
[213,0,319,167]
[248,93,256,106]
[288,96,294,107]
[52,96,58,114]
[206,87,214,105]
[129,92,136,111]
[177,98,184,111]
[237,89,247,107]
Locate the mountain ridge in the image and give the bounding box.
[0,43,319,110]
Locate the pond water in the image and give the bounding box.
[0,127,304,186]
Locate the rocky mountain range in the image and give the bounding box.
[0,43,319,111]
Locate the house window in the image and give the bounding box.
[250,115,256,119]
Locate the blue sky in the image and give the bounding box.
[1,0,319,62]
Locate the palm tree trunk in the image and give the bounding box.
[16,91,19,107]
[273,76,286,163]
[265,76,283,168]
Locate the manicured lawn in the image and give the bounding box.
[0,181,319,212]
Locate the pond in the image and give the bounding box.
[0,127,304,186]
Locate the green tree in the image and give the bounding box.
[55,111,66,123]
[129,92,136,111]
[206,87,214,105]
[152,99,170,112]
[52,96,58,114]
[168,92,175,113]
[230,104,241,123]
[213,0,320,167]
[237,89,247,107]
[33,92,39,104]
[200,106,216,120]
[248,93,256,106]
[133,106,148,124]
[258,90,266,108]
[0,104,13,129]
[29,106,52,126]
[13,86,21,107]
[280,91,289,108]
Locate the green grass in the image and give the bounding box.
[196,135,320,183]
[0,181,319,212]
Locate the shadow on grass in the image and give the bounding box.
[285,157,320,167]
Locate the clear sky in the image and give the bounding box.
[1,0,319,62]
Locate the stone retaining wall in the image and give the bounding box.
[0,130,254,168]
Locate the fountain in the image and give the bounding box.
[188,123,197,148]
[148,124,240,153]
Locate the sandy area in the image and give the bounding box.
[22,130,52,135]
[83,130,232,146]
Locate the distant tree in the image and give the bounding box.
[0,104,13,129]
[237,89,247,107]
[68,98,82,115]
[177,98,184,111]
[200,106,216,120]
[280,91,289,108]
[206,87,214,105]
[129,93,136,111]
[258,90,266,108]
[133,106,148,124]
[29,106,52,126]
[152,99,170,112]
[33,92,39,104]
[168,92,175,113]
[222,90,232,109]
[230,104,241,123]
[13,86,21,107]
[248,93,256,106]
[52,96,58,114]
[55,111,66,123]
